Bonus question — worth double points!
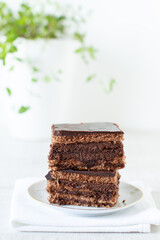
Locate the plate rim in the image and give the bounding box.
[27,180,144,212]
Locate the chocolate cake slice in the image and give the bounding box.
[46,170,120,208]
[49,123,125,171]
[46,122,126,208]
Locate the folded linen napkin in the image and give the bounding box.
[10,178,160,233]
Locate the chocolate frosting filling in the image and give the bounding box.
[49,151,124,161]
[50,141,123,153]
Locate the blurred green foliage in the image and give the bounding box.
[0,1,96,65]
[0,1,115,114]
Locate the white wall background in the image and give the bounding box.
[1,0,160,133]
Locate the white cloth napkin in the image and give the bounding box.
[10,178,160,233]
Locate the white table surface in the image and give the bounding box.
[0,131,160,239]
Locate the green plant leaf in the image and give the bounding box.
[31,78,38,82]
[15,57,23,62]
[9,45,17,53]
[75,45,97,62]
[32,67,39,72]
[9,65,14,71]
[44,76,51,82]
[75,48,83,53]
[108,78,116,92]
[6,87,11,96]
[74,33,84,43]
[99,78,116,94]
[86,74,96,82]
[87,46,97,59]
[18,106,30,113]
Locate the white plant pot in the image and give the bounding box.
[3,38,76,140]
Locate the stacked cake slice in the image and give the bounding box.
[46,122,125,208]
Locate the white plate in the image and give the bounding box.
[28,180,143,216]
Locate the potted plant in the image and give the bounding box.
[0,1,96,139]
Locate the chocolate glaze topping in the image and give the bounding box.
[52,122,124,136]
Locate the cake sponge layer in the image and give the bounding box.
[47,169,120,184]
[49,156,125,171]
